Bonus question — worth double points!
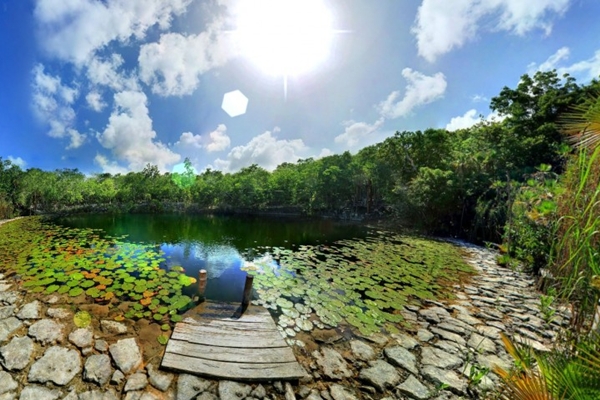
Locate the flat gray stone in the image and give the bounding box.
[359,360,400,392]
[433,340,462,355]
[196,394,218,400]
[125,372,148,392]
[147,363,174,391]
[350,340,376,361]
[28,346,81,386]
[84,354,113,386]
[78,390,119,400]
[0,317,22,342]
[397,375,431,400]
[476,354,511,371]
[421,347,462,369]
[312,348,352,380]
[306,390,324,400]
[418,307,450,324]
[475,325,502,340]
[417,329,434,342]
[430,328,466,346]
[0,306,15,319]
[18,385,62,400]
[46,308,71,319]
[391,333,419,349]
[95,339,109,352]
[176,374,212,400]
[218,381,252,400]
[28,319,64,344]
[109,338,142,374]
[62,390,78,400]
[329,384,358,400]
[110,370,125,385]
[0,393,15,400]
[0,291,18,304]
[16,301,41,320]
[0,371,18,395]
[0,284,11,293]
[251,384,267,399]
[69,328,93,348]
[284,382,296,400]
[101,320,128,335]
[384,346,418,375]
[421,365,466,395]
[467,333,496,353]
[0,335,34,370]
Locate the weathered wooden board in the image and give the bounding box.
[162,352,308,381]
[161,302,307,381]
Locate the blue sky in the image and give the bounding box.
[1,0,600,174]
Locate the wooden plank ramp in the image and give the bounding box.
[161,301,308,381]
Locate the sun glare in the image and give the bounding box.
[234,0,334,77]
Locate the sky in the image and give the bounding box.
[1,0,600,175]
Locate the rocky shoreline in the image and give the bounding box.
[0,232,566,400]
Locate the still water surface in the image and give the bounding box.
[53,214,368,302]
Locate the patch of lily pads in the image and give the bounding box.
[242,231,474,336]
[0,218,195,325]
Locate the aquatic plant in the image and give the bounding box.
[243,231,473,336]
[0,218,196,325]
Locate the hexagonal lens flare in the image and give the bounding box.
[221,90,248,117]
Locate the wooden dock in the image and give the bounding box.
[161,302,308,381]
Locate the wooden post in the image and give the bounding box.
[198,269,207,297]
[241,274,254,311]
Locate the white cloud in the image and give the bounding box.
[214,129,307,172]
[529,47,600,82]
[472,94,489,103]
[175,124,231,153]
[34,0,192,65]
[378,68,447,119]
[94,154,128,175]
[86,54,138,92]
[445,108,505,131]
[86,91,106,112]
[334,118,384,148]
[139,30,235,96]
[317,148,333,159]
[413,0,571,62]
[205,124,231,152]
[7,156,26,168]
[96,90,181,171]
[31,64,86,150]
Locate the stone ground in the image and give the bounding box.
[0,224,567,400]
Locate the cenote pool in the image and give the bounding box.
[0,215,474,336]
[52,214,370,303]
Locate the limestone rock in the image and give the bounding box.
[124,372,148,392]
[69,328,93,348]
[312,348,353,380]
[421,365,466,395]
[218,381,252,400]
[397,375,431,400]
[147,363,174,392]
[28,346,81,386]
[84,354,113,386]
[0,306,15,319]
[384,346,418,375]
[46,308,71,319]
[467,333,496,353]
[349,340,376,361]
[0,317,22,342]
[16,301,41,320]
[0,335,33,370]
[420,347,462,369]
[391,333,419,349]
[109,338,142,374]
[101,320,128,335]
[18,385,62,400]
[28,319,64,344]
[0,371,18,395]
[78,390,119,400]
[417,329,434,342]
[358,360,400,392]
[176,374,212,400]
[329,384,358,400]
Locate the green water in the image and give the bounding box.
[52,214,368,302]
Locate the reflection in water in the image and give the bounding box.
[53,214,367,302]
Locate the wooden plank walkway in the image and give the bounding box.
[161,302,308,381]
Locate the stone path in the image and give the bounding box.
[0,234,567,400]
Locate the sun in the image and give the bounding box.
[234,0,334,77]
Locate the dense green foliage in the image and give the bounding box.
[1,70,599,247]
